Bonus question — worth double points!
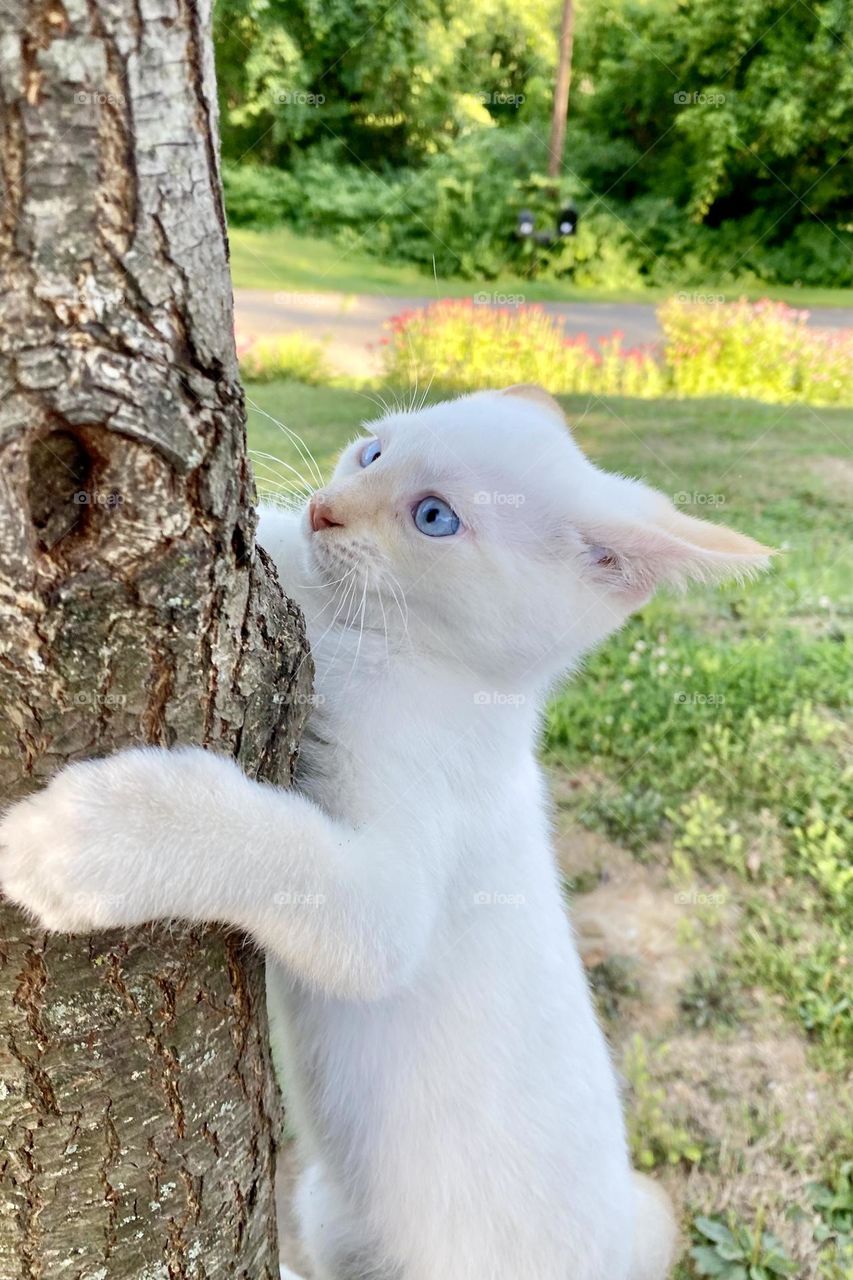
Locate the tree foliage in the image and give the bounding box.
[214,0,853,286]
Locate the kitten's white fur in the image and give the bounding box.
[0,387,770,1279]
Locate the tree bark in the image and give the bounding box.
[0,1,312,1275]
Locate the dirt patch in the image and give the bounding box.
[652,1028,851,1278]
[809,454,853,501]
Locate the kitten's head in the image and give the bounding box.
[306,387,772,684]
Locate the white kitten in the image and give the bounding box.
[0,386,771,1279]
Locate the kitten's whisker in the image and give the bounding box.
[376,581,391,666]
[417,370,435,413]
[245,398,325,488]
[383,572,411,649]
[306,571,359,680]
[384,568,410,628]
[253,484,307,514]
[305,567,357,628]
[249,450,315,496]
[344,578,369,688]
[321,573,361,678]
[297,569,355,590]
[407,362,420,415]
[356,387,395,420]
[252,469,311,503]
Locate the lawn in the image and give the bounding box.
[229,225,853,309]
[247,382,853,1280]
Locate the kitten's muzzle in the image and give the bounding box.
[309,493,345,532]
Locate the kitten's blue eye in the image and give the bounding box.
[413,496,460,538]
[360,439,381,467]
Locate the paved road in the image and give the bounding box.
[234,288,853,377]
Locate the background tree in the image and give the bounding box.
[215,0,853,288]
[0,0,310,1274]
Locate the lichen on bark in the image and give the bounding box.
[0,0,311,1275]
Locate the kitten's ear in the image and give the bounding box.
[578,502,775,599]
[501,384,565,420]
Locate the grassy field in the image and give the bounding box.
[248,383,853,1280]
[230,225,853,309]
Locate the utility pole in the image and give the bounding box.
[548,0,575,181]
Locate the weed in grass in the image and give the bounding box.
[806,1160,853,1279]
[624,1036,705,1170]
[737,904,851,1066]
[679,967,744,1032]
[690,1212,797,1278]
[587,955,641,1022]
[668,793,746,879]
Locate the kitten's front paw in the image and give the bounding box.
[0,752,165,932]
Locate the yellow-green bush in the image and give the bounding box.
[237,332,332,385]
[381,300,666,398]
[381,299,853,406]
[659,298,853,406]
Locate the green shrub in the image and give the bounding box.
[222,161,302,228]
[237,333,332,384]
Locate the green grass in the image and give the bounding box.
[248,380,853,1275]
[229,225,853,308]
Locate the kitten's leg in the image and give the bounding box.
[295,1164,398,1280]
[0,747,437,1000]
[629,1173,678,1280]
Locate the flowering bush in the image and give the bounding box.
[381,299,853,406]
[658,298,853,406]
[380,300,666,398]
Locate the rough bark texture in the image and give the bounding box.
[0,0,312,1275]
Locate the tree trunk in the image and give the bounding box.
[547,0,575,181]
[0,1,311,1275]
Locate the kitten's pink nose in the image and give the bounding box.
[309,494,345,532]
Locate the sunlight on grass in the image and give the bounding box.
[229,226,853,308]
